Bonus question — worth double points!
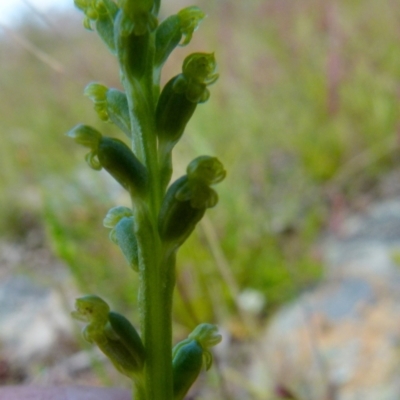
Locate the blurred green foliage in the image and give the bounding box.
[1,0,400,330]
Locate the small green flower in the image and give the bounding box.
[69,0,224,397]
[158,156,225,249]
[67,126,147,195]
[71,295,146,377]
[172,324,222,400]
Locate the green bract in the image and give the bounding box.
[103,206,139,270]
[85,83,132,137]
[70,1,224,398]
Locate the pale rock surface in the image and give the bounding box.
[0,275,74,366]
[249,199,400,400]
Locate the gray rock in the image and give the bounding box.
[0,275,73,366]
[249,200,400,400]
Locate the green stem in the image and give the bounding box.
[123,32,174,399]
[133,205,175,400]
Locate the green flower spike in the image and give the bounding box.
[172,323,222,400]
[103,206,139,271]
[71,295,146,377]
[70,0,224,397]
[158,156,225,250]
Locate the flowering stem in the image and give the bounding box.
[69,2,225,399]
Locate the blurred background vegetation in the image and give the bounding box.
[1,0,400,392]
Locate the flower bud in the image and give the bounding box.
[172,339,203,400]
[71,294,110,326]
[188,323,222,358]
[172,323,222,400]
[186,156,226,186]
[155,53,218,146]
[182,53,218,86]
[72,295,145,377]
[155,76,198,145]
[158,156,225,247]
[158,176,206,248]
[67,126,147,194]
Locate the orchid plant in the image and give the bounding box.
[67,1,225,399]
